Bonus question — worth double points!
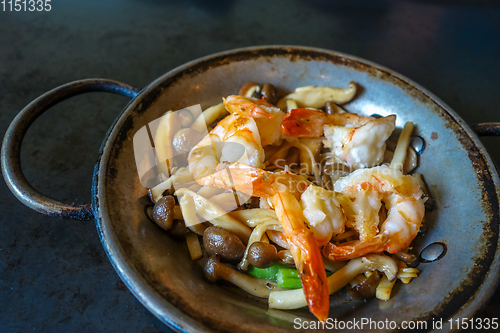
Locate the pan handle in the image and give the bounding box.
[1,79,140,220]
[470,123,500,136]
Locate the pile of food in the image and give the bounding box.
[144,81,433,322]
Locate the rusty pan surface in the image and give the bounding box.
[92,46,500,332]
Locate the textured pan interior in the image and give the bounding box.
[92,46,500,332]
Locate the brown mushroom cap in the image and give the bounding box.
[172,128,203,155]
[203,226,246,263]
[203,256,220,283]
[238,82,261,98]
[152,195,175,230]
[178,109,194,128]
[261,83,278,105]
[248,242,279,268]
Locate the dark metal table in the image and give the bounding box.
[1,0,499,331]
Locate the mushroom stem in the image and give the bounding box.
[176,188,252,243]
[204,257,277,298]
[268,254,398,310]
[191,102,228,133]
[186,233,202,260]
[277,83,357,110]
[390,121,414,171]
[155,111,180,176]
[323,257,347,273]
[393,251,419,268]
[229,208,280,228]
[150,168,194,202]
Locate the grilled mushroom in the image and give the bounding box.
[261,83,278,105]
[247,242,279,268]
[203,226,246,263]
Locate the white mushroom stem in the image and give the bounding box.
[267,230,289,249]
[323,257,347,273]
[238,220,282,271]
[277,83,357,110]
[191,102,228,133]
[286,99,298,113]
[175,188,252,243]
[155,111,180,176]
[229,208,280,227]
[243,84,261,98]
[268,254,398,310]
[210,192,245,212]
[150,168,194,202]
[197,186,225,199]
[238,82,261,98]
[204,257,278,298]
[179,194,207,235]
[390,121,414,171]
[186,233,202,260]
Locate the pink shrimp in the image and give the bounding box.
[223,95,275,119]
[323,165,425,261]
[188,95,284,180]
[282,108,396,169]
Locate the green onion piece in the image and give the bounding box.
[277,268,302,289]
[247,263,289,280]
[278,267,299,279]
[247,263,330,289]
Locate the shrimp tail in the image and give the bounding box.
[274,192,329,322]
[323,234,389,261]
[281,108,327,137]
[298,233,330,322]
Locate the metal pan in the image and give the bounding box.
[2,46,500,332]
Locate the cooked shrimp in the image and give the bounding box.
[282,108,396,169]
[225,95,285,146]
[188,96,284,180]
[198,162,329,322]
[300,185,344,246]
[224,95,274,119]
[264,184,345,249]
[323,165,425,261]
